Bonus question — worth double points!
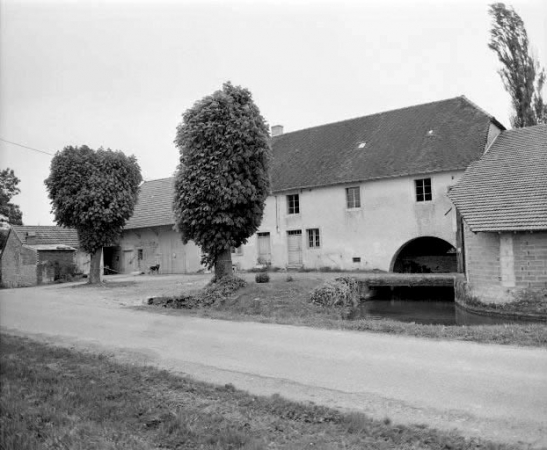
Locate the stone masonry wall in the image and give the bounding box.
[463,221,504,302]
[513,232,547,288]
[464,222,501,295]
[464,222,547,303]
[0,230,38,288]
[37,250,76,284]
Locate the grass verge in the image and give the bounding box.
[461,288,547,316]
[144,276,547,348]
[1,333,516,450]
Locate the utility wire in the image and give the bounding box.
[0,137,54,156]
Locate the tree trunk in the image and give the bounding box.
[88,248,103,284]
[214,249,233,280]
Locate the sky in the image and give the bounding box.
[1,0,546,226]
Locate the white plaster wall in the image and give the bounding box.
[118,226,203,274]
[234,171,463,271]
[74,250,91,275]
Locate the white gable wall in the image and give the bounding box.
[233,170,463,271]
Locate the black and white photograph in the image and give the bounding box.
[1,0,546,448]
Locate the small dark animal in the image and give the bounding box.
[149,264,160,274]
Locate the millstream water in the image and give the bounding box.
[347,287,535,326]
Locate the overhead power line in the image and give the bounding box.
[0,138,54,156]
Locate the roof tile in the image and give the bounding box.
[126,96,497,230]
[448,124,547,232]
[11,226,80,247]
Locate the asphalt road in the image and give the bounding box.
[1,280,546,448]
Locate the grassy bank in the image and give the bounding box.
[145,275,547,348]
[460,287,547,316]
[0,333,516,449]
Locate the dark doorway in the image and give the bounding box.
[103,246,120,275]
[391,237,457,273]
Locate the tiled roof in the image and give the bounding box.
[125,96,500,230]
[270,96,498,191]
[124,178,175,229]
[29,244,76,251]
[448,124,547,232]
[11,225,80,247]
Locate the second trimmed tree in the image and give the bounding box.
[173,82,271,279]
[45,146,142,283]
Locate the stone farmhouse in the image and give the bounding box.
[109,96,506,275]
[449,124,547,303]
[0,225,89,288]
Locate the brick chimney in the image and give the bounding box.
[271,125,284,137]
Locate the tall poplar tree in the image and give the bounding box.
[488,2,547,127]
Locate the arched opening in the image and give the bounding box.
[391,237,457,273]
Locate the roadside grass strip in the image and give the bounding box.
[145,277,547,348]
[0,333,516,450]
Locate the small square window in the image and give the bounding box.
[346,187,361,209]
[415,178,432,202]
[307,229,320,248]
[287,194,300,214]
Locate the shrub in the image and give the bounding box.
[255,273,270,283]
[310,279,359,308]
[201,276,248,306]
[149,276,247,309]
[286,275,294,282]
[334,276,360,295]
[59,262,79,281]
[42,260,79,283]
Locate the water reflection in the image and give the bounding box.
[348,287,534,326]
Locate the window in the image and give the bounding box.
[415,178,432,202]
[137,249,143,260]
[307,228,320,248]
[287,194,300,214]
[352,257,361,263]
[346,187,361,209]
[231,246,243,256]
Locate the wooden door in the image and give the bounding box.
[123,249,134,273]
[287,230,302,265]
[257,232,271,264]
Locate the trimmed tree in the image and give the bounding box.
[45,146,142,283]
[488,2,547,127]
[173,82,271,279]
[0,168,23,225]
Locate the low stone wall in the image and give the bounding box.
[454,275,547,323]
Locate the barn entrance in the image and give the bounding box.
[103,246,121,274]
[391,237,457,273]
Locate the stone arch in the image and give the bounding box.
[390,236,457,273]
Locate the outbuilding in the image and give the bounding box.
[448,124,547,303]
[0,225,88,288]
